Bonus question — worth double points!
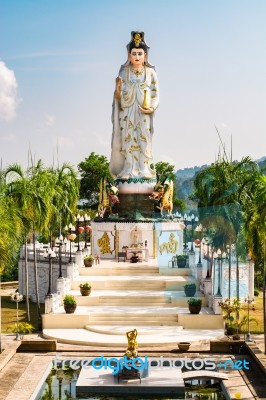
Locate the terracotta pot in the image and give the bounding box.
[84,259,93,267]
[80,288,91,296]
[178,342,191,352]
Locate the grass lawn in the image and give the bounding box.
[1,295,45,333]
[239,292,264,333]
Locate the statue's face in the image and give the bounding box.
[129,48,145,68]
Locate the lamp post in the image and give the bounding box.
[44,248,56,295]
[64,223,76,263]
[188,214,198,252]
[205,238,211,278]
[11,292,23,340]
[195,224,203,266]
[226,244,232,300]
[75,214,85,251]
[84,214,91,249]
[245,296,254,342]
[183,214,189,250]
[55,235,64,278]
[214,249,227,297]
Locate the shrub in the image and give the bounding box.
[176,255,188,261]
[254,289,260,296]
[7,322,35,334]
[79,282,91,289]
[84,255,94,261]
[184,283,196,290]
[187,298,202,306]
[63,295,77,305]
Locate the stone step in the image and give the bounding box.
[88,314,179,325]
[79,266,193,277]
[68,290,172,306]
[71,275,194,291]
[98,297,171,306]
[79,267,160,276]
[42,327,225,347]
[84,325,184,335]
[42,306,223,330]
[111,266,159,274]
[104,281,166,290]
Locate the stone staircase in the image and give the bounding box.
[86,310,179,326]
[42,262,223,331]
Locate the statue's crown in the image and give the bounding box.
[133,32,142,47]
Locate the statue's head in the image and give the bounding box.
[128,33,148,68]
[121,31,155,70]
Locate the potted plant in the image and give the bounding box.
[178,342,191,352]
[79,282,92,296]
[187,298,202,314]
[176,254,188,268]
[7,322,35,340]
[84,254,94,267]
[218,298,241,336]
[63,294,77,314]
[184,283,196,297]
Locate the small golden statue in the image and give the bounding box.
[124,329,138,358]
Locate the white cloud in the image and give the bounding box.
[45,115,56,126]
[0,61,19,121]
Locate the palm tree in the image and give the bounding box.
[193,157,260,312]
[46,163,80,240]
[0,166,23,276]
[5,161,52,324]
[245,174,266,353]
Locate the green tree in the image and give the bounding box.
[78,152,111,208]
[153,161,176,182]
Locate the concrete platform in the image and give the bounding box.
[76,366,185,396]
[43,327,225,347]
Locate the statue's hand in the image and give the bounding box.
[139,105,154,114]
[115,77,122,100]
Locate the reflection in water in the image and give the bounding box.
[36,367,225,400]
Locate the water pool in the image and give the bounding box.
[35,367,226,400]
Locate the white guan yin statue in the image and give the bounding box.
[109,31,159,194]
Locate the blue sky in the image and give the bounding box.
[0,0,265,170]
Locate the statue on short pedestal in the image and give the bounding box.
[124,328,138,358]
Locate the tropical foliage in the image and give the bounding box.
[193,155,265,350]
[152,161,185,210]
[78,152,110,208]
[0,160,79,323]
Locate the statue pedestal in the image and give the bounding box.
[112,179,156,219]
[112,193,154,219]
[116,180,155,194]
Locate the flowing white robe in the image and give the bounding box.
[109,66,159,180]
